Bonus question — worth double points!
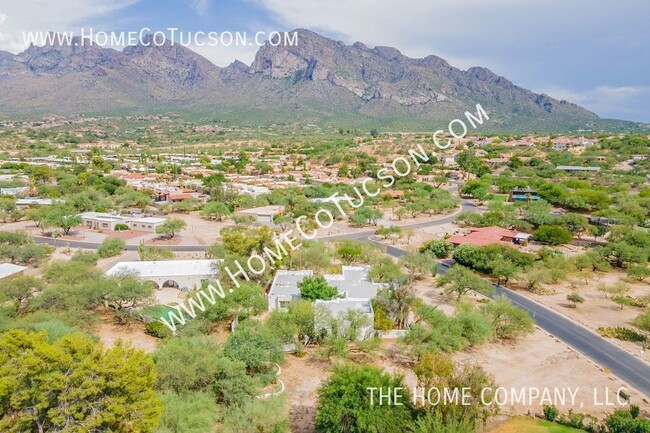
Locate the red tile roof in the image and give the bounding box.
[168,193,195,201]
[448,226,517,246]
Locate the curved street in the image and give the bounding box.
[30,194,650,397]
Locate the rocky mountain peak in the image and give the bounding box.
[0,28,607,131]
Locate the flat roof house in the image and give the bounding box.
[314,298,375,341]
[267,266,383,312]
[448,226,518,247]
[508,188,540,202]
[105,259,217,291]
[236,205,285,224]
[79,212,167,233]
[556,166,601,173]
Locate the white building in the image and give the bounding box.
[0,263,27,280]
[15,198,56,207]
[267,266,383,312]
[267,270,313,311]
[314,298,375,340]
[236,205,285,224]
[79,212,167,232]
[105,259,218,291]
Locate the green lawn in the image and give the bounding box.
[142,304,177,320]
[489,417,584,433]
[491,194,509,203]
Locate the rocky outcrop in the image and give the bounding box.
[0,28,615,132]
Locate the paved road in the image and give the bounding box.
[381,243,650,398]
[33,236,208,252]
[30,190,650,397]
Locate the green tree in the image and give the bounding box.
[298,275,339,301]
[632,309,650,350]
[400,252,438,280]
[567,292,585,308]
[223,322,284,372]
[556,213,589,238]
[201,201,232,221]
[480,296,534,339]
[316,364,413,433]
[413,352,498,427]
[533,225,573,245]
[156,218,187,239]
[220,397,290,433]
[46,207,81,235]
[97,237,126,258]
[419,239,453,258]
[436,266,495,300]
[0,330,162,432]
[153,336,222,393]
[157,391,219,433]
[0,275,42,312]
[101,271,155,322]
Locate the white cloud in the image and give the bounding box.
[0,0,138,53]
[189,41,259,67]
[542,85,650,122]
[185,0,210,16]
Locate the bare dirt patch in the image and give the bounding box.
[93,310,159,353]
[514,270,649,364]
[281,352,333,433]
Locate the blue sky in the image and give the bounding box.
[0,0,648,121]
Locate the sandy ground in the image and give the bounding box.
[519,270,650,364]
[282,353,333,433]
[454,330,649,418]
[93,310,159,353]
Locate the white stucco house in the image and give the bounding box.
[267,266,383,312]
[314,298,375,341]
[79,212,167,233]
[105,259,218,291]
[267,266,384,339]
[235,205,285,224]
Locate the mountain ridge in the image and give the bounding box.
[0,28,641,132]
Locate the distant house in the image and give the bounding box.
[486,158,507,167]
[166,193,198,203]
[0,187,30,196]
[314,298,375,340]
[267,266,384,312]
[508,188,540,202]
[552,143,568,151]
[448,226,518,247]
[79,212,166,233]
[0,263,27,280]
[128,216,168,232]
[556,166,600,173]
[236,205,285,224]
[105,259,217,291]
[15,198,56,207]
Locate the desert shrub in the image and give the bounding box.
[114,223,130,231]
[145,321,173,339]
[567,293,585,308]
[97,237,126,258]
[611,295,647,309]
[543,405,560,422]
[419,239,452,258]
[597,326,647,342]
[558,409,588,430]
[533,225,573,245]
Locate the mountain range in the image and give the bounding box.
[0,29,641,132]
